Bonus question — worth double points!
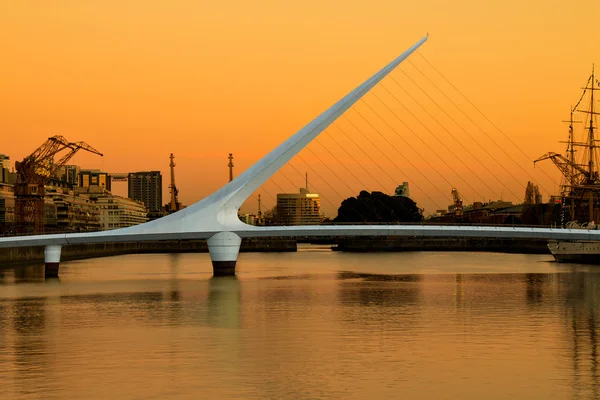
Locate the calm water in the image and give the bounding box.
[1,245,600,399]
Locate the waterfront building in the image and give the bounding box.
[128,171,162,213]
[395,182,410,197]
[276,187,321,225]
[79,169,111,192]
[0,154,16,185]
[239,214,256,225]
[56,165,80,186]
[95,195,148,230]
[46,188,100,232]
[0,183,15,233]
[0,154,9,170]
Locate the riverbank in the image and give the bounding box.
[332,237,550,254]
[0,237,297,266]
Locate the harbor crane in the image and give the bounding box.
[15,135,103,234]
[534,152,592,193]
[451,188,463,216]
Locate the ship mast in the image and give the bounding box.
[564,108,577,221]
[576,65,600,222]
[563,108,577,192]
[588,65,596,180]
[537,66,600,224]
[577,64,599,183]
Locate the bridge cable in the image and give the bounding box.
[342,114,444,209]
[294,154,369,221]
[303,146,387,221]
[286,160,357,221]
[362,94,486,203]
[389,73,521,201]
[416,51,558,190]
[376,84,490,201]
[329,121,434,217]
[262,153,365,221]
[352,106,451,205]
[408,57,554,196]
[331,121,398,188]
[285,161,355,221]
[393,71,523,201]
[314,136,418,220]
[385,75,508,198]
[273,166,356,221]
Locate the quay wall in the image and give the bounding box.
[0,238,297,265]
[333,237,550,254]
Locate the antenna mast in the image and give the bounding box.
[228,153,234,183]
[168,153,180,212]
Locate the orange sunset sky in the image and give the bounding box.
[1,0,599,216]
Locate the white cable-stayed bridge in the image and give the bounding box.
[1,34,594,277]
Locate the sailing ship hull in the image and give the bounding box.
[548,240,600,264]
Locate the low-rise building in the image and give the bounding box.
[46,188,100,232]
[0,154,16,185]
[95,195,148,230]
[239,214,256,225]
[0,183,15,234]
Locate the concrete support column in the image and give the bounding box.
[207,232,242,276]
[44,244,62,278]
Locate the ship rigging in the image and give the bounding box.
[535,65,600,224]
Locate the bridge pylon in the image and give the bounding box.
[44,245,62,278]
[207,232,242,276]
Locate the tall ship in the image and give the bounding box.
[535,66,600,264]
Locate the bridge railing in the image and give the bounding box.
[0,221,569,238]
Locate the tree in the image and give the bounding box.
[333,191,423,223]
[524,181,541,205]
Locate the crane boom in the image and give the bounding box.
[534,151,591,189]
[15,135,103,234]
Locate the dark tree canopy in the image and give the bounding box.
[333,191,423,223]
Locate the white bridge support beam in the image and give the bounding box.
[44,244,62,278]
[207,232,242,276]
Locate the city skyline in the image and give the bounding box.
[1,0,599,215]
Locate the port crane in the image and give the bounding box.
[451,188,463,216]
[534,152,592,191]
[15,135,103,234]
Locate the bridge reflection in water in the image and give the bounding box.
[0,253,599,399]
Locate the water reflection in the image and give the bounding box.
[167,253,181,303]
[3,253,600,398]
[208,276,240,329]
[563,270,600,400]
[11,297,57,398]
[337,272,421,308]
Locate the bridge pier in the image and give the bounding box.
[44,244,62,278]
[207,232,241,276]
